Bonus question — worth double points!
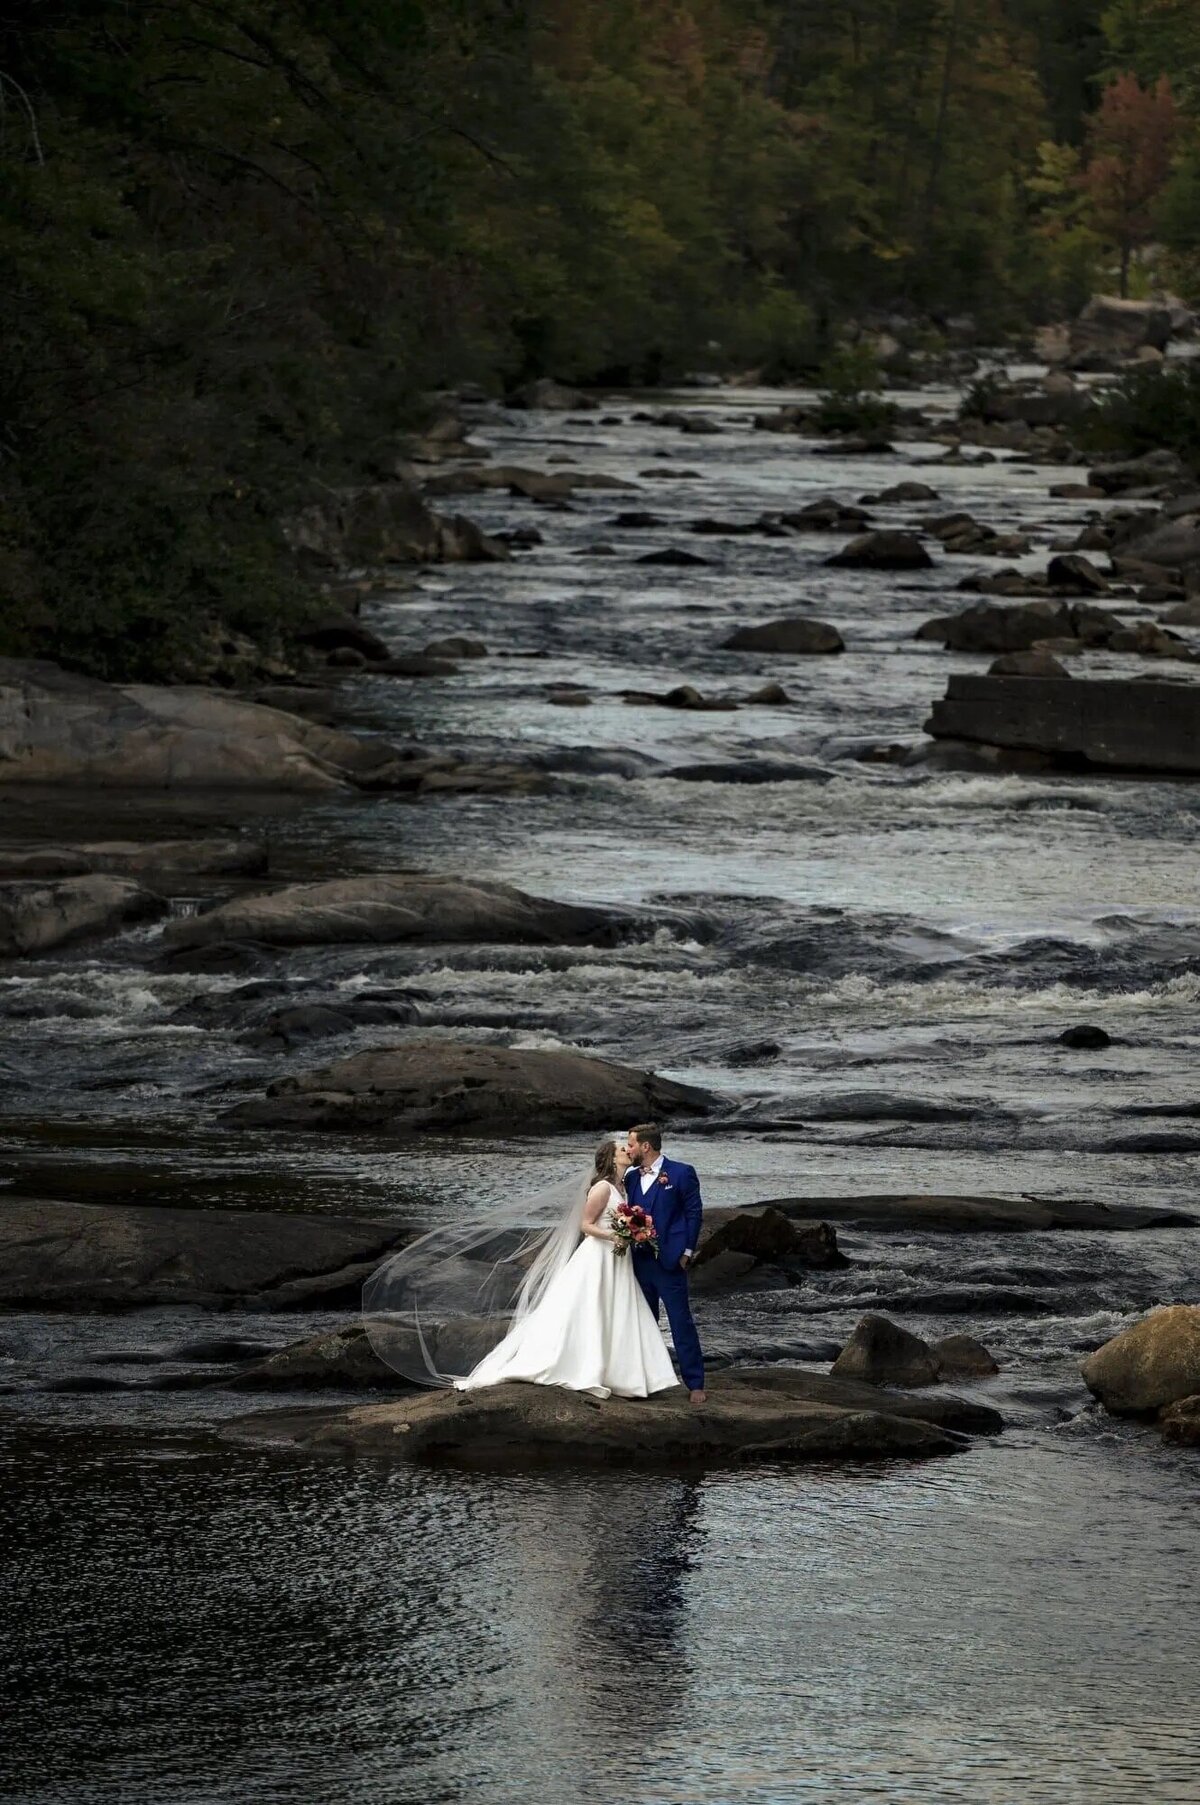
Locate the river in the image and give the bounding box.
[2,382,1198,1803]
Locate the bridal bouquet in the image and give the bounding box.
[609,1200,659,1258]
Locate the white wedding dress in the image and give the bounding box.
[454,1184,681,1399]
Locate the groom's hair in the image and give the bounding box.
[630,1122,662,1151]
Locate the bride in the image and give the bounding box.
[453,1137,680,1399]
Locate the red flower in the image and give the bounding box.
[657,1173,670,1186]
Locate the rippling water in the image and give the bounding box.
[3,383,1199,1802]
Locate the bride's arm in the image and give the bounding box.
[580,1182,617,1241]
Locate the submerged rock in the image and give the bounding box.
[0,839,266,881]
[0,876,164,957]
[758,1193,1195,1231]
[1059,1024,1111,1050]
[163,875,635,951]
[219,1371,975,1469]
[224,1039,715,1134]
[0,1198,409,1309]
[1082,1306,1200,1415]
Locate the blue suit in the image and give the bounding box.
[626,1155,704,1390]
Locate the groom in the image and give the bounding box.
[625,1123,706,1405]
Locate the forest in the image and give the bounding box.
[3,0,1200,677]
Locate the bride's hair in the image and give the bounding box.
[591,1138,620,1186]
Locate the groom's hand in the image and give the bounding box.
[680,1252,693,1270]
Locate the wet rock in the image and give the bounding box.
[546,688,593,707]
[668,759,831,784]
[930,1334,1001,1379]
[831,1315,941,1388]
[509,378,597,411]
[866,481,940,504]
[1109,514,1200,573]
[827,530,932,570]
[0,839,266,881]
[636,547,713,567]
[747,682,792,704]
[250,998,422,1046]
[0,876,165,957]
[659,686,737,713]
[375,654,458,678]
[779,500,870,532]
[917,600,1070,652]
[219,1373,969,1469]
[296,613,393,662]
[689,516,787,538]
[609,511,664,528]
[1046,554,1110,594]
[423,637,488,659]
[0,1197,410,1309]
[1082,1306,1200,1415]
[694,1207,844,1270]
[758,1193,1195,1231]
[0,659,418,793]
[722,619,844,654]
[926,674,1200,773]
[988,651,1070,678]
[927,514,1030,558]
[164,875,633,951]
[1159,1394,1200,1447]
[1059,1024,1111,1049]
[224,1039,715,1135]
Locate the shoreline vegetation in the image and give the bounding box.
[5,2,1200,682]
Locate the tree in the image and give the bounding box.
[1083,71,1178,292]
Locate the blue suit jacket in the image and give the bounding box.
[625,1156,702,1272]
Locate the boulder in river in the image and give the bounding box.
[224,1039,715,1134]
[0,1197,410,1309]
[988,651,1070,678]
[917,600,1070,652]
[1081,1305,1200,1415]
[1159,1394,1200,1447]
[163,875,636,951]
[831,1315,941,1387]
[1046,554,1110,595]
[694,1207,845,1270]
[827,529,933,570]
[925,674,1200,774]
[722,619,844,654]
[0,876,164,957]
[930,1334,1001,1379]
[1087,449,1189,497]
[219,1372,972,1468]
[1059,1024,1111,1050]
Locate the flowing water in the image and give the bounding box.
[2,384,1199,1803]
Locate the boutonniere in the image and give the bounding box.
[657,1172,670,1187]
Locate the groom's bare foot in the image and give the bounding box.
[689,1388,707,1405]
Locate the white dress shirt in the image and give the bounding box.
[637,1154,692,1258]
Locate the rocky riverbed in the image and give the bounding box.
[3,374,1200,1804]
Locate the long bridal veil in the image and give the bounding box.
[362,1164,592,1386]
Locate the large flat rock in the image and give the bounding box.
[0,659,396,791]
[0,839,267,880]
[163,875,633,950]
[926,674,1200,773]
[0,875,165,956]
[223,1038,715,1134]
[219,1370,979,1469]
[757,1193,1196,1231]
[0,1197,409,1309]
